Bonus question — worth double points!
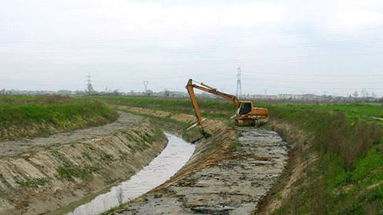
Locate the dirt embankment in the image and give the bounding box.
[0,111,140,159]
[0,112,167,215]
[257,120,317,214]
[112,106,289,214]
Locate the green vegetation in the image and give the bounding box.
[93,96,198,114]
[94,95,383,125]
[93,96,234,120]
[16,177,48,188]
[271,106,382,169]
[0,95,118,140]
[228,141,239,152]
[265,102,383,125]
[100,205,125,215]
[100,153,114,162]
[270,105,382,214]
[95,96,383,214]
[51,149,100,181]
[57,165,100,181]
[81,151,93,161]
[130,142,149,152]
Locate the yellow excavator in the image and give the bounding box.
[186,79,269,127]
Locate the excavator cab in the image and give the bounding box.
[236,101,268,126]
[238,102,252,115]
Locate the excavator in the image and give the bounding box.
[186,79,269,127]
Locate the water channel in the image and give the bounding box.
[68,133,195,215]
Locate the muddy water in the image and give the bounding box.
[68,133,195,215]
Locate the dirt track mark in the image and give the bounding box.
[0,111,140,158]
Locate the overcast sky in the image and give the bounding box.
[0,0,382,96]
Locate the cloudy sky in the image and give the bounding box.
[0,0,382,96]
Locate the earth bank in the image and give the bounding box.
[0,112,167,215]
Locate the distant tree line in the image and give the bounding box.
[0,88,382,104]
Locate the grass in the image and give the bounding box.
[57,165,100,181]
[94,95,383,124]
[93,95,383,214]
[0,94,73,104]
[263,103,383,214]
[93,96,234,118]
[228,141,239,152]
[100,153,114,162]
[16,177,49,188]
[0,95,118,140]
[264,102,383,125]
[270,106,382,168]
[81,151,93,161]
[51,149,100,181]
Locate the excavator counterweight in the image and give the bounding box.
[185,79,269,127]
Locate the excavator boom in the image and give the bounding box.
[186,80,203,125]
[186,79,241,125]
[187,79,240,106]
[185,79,269,127]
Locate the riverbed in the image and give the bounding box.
[114,128,289,214]
[68,133,195,215]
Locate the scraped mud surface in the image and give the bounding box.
[117,128,288,215]
[0,111,140,158]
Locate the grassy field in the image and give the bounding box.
[0,95,118,140]
[268,103,382,214]
[95,95,383,214]
[94,96,383,122]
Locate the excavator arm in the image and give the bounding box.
[186,79,240,125]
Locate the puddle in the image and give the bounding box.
[68,133,195,215]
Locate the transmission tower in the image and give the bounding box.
[86,73,95,95]
[143,81,149,94]
[236,67,242,98]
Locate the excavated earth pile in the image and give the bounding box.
[0,112,168,215]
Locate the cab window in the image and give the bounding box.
[239,102,252,114]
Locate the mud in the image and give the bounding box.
[114,128,288,215]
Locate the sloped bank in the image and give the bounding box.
[259,110,383,214]
[0,114,167,215]
[107,106,288,214]
[0,97,118,141]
